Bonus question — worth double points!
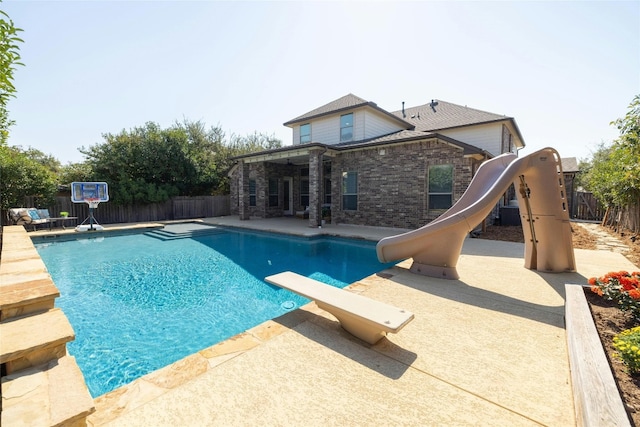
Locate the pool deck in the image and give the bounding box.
[22,217,640,425]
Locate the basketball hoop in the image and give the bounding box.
[71,182,108,232]
[86,198,100,209]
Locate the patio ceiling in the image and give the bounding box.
[240,145,338,165]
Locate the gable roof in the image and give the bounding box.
[283,93,414,129]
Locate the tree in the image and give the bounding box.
[0,6,24,145]
[0,145,58,210]
[23,147,61,173]
[583,95,640,207]
[214,131,282,193]
[58,162,94,186]
[612,94,640,153]
[78,120,282,204]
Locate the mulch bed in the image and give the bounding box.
[586,291,640,426]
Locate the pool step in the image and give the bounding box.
[1,355,95,427]
[0,308,74,374]
[0,277,60,321]
[1,225,95,427]
[145,226,226,241]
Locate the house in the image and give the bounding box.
[229,94,525,229]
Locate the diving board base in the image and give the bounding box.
[316,301,387,344]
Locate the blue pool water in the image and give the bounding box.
[34,226,393,397]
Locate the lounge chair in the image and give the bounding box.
[8,208,50,231]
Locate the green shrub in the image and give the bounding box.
[613,326,640,375]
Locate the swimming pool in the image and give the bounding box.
[34,225,393,397]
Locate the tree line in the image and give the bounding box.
[0,120,281,210]
[579,95,640,208]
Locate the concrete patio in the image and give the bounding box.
[12,217,640,425]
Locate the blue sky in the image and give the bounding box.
[3,1,639,164]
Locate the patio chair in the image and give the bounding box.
[8,208,51,231]
[295,206,309,219]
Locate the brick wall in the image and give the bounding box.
[231,162,305,218]
[331,140,478,229]
[231,139,482,229]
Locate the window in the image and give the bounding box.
[249,179,256,207]
[340,113,353,142]
[428,164,453,209]
[300,124,311,144]
[324,178,332,204]
[324,163,332,204]
[300,168,310,207]
[300,179,309,207]
[342,171,357,210]
[268,178,278,207]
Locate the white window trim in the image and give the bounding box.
[300,123,311,144]
[342,171,358,210]
[340,113,353,142]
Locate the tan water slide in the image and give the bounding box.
[376,147,576,279]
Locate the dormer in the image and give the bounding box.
[283,94,414,146]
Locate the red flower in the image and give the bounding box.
[629,289,640,300]
[621,277,636,291]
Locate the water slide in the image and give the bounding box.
[376,147,576,279]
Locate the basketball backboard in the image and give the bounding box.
[71,182,109,203]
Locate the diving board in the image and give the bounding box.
[265,271,414,344]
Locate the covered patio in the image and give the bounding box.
[232,143,337,228]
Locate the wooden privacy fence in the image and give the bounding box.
[573,191,606,222]
[11,195,230,226]
[602,204,640,234]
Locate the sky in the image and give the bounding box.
[3,0,639,165]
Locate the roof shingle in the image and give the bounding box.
[283,93,413,129]
[283,94,370,126]
[392,100,511,132]
[561,157,579,173]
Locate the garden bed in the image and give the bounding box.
[586,290,640,426]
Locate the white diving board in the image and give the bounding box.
[265,271,415,344]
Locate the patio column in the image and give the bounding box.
[308,148,324,227]
[255,162,267,218]
[238,161,250,220]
